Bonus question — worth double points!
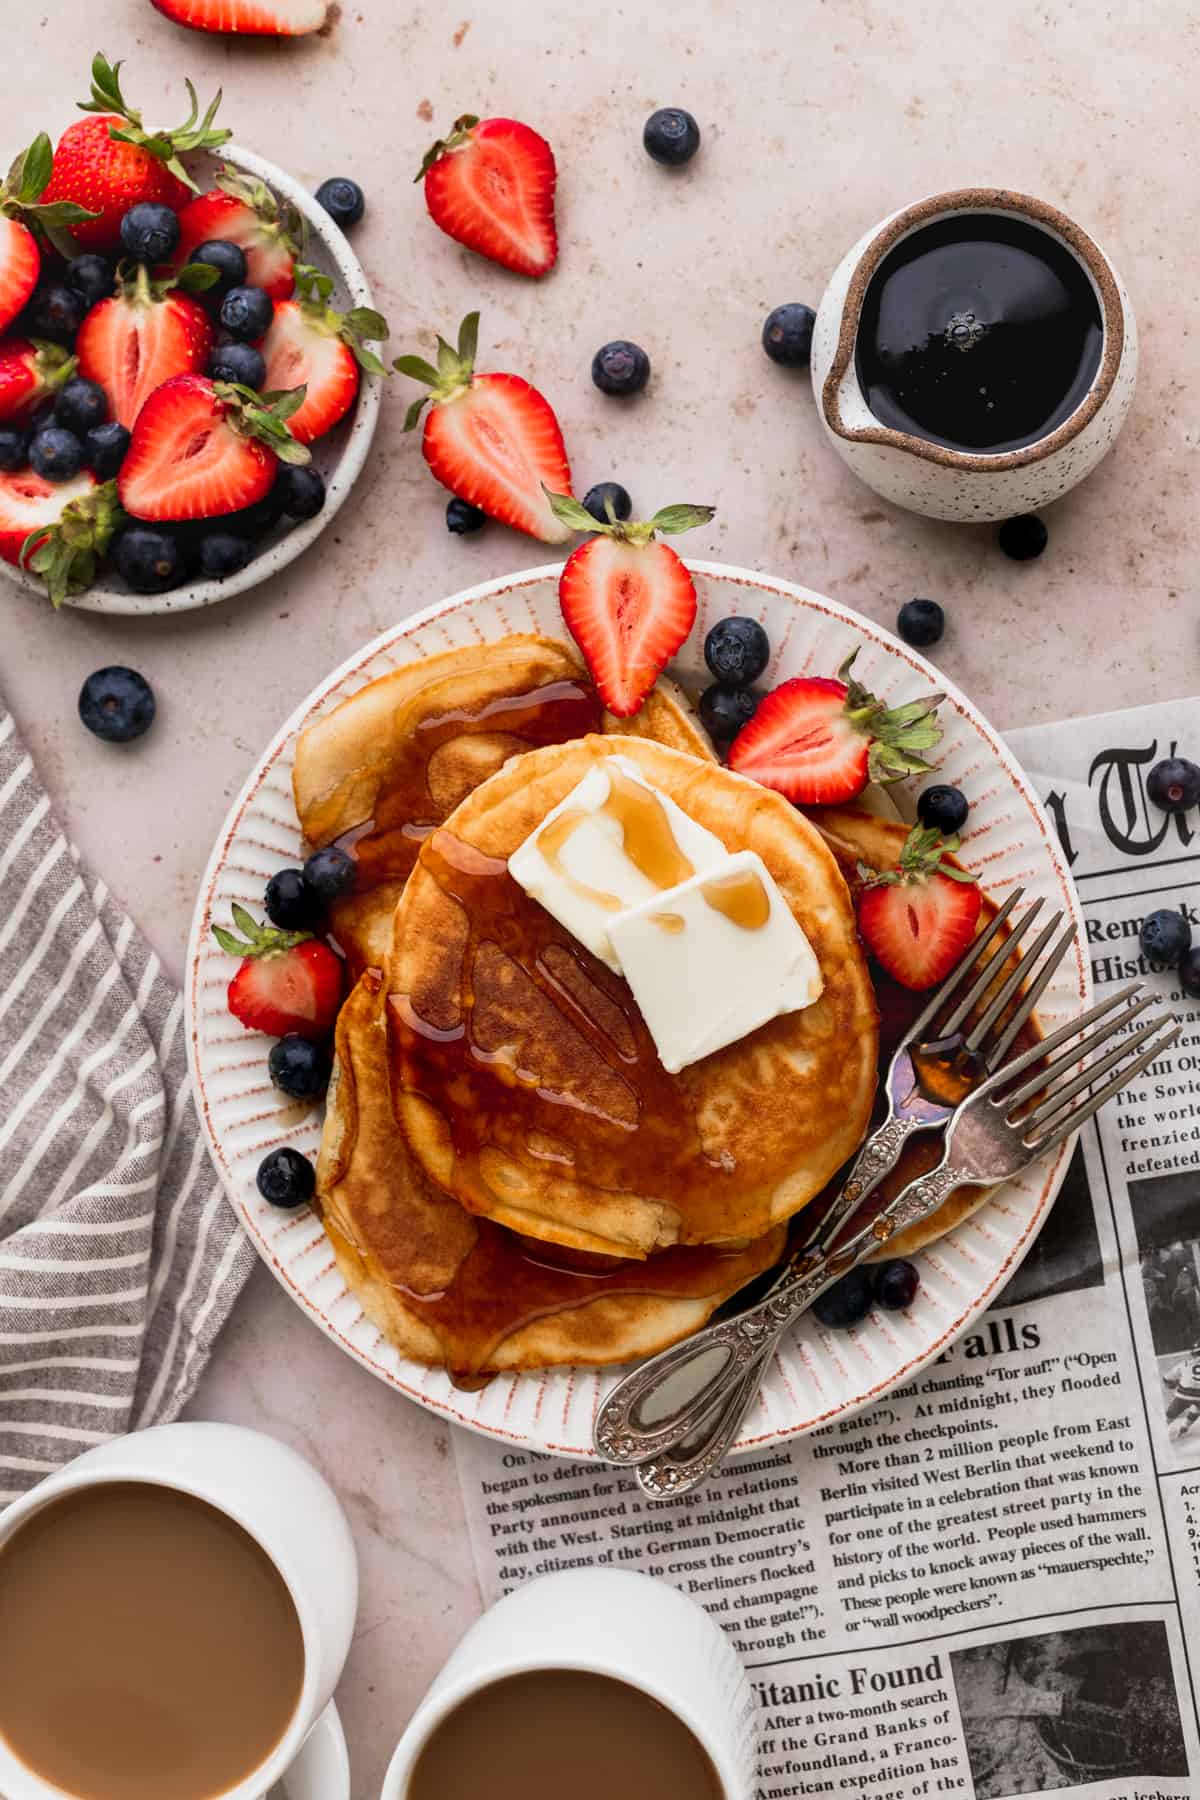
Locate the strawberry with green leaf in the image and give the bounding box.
[213,904,344,1039]
[260,264,389,445]
[16,477,125,609]
[118,375,310,522]
[728,649,945,805]
[0,134,100,330]
[174,166,304,301]
[76,261,219,428]
[856,826,981,991]
[545,490,715,717]
[0,339,78,422]
[40,53,230,253]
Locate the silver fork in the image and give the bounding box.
[626,988,1179,1497]
[593,888,1073,1468]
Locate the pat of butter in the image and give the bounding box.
[508,757,727,970]
[608,851,824,1073]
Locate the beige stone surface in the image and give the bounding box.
[4,1,1199,1793]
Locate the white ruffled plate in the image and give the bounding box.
[185,566,1088,1458]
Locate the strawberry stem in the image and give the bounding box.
[414,113,481,182]
[0,133,100,257]
[857,825,979,891]
[394,310,480,430]
[215,166,305,262]
[79,53,230,194]
[292,265,390,376]
[835,648,945,785]
[20,479,126,610]
[214,382,312,467]
[544,489,716,545]
[212,903,313,959]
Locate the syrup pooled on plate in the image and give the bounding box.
[856,213,1103,453]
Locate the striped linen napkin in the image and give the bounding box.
[0,699,255,1507]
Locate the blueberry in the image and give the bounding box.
[208,342,266,388]
[917,784,969,834]
[220,285,274,342]
[77,666,156,743]
[278,464,326,521]
[25,283,86,344]
[303,844,358,904]
[1140,908,1192,965]
[761,303,816,368]
[223,482,289,539]
[591,340,650,396]
[55,377,108,436]
[315,177,365,228]
[1147,757,1200,814]
[29,426,84,482]
[114,525,184,594]
[643,107,701,166]
[190,239,249,297]
[255,1146,316,1208]
[897,597,945,648]
[265,867,321,931]
[998,513,1048,561]
[699,683,759,744]
[198,531,254,579]
[582,481,633,524]
[119,202,181,265]
[446,496,486,534]
[65,254,115,308]
[0,426,28,472]
[1182,948,1200,1001]
[85,420,131,479]
[704,616,770,687]
[874,1259,920,1311]
[268,1035,333,1102]
[813,1266,874,1329]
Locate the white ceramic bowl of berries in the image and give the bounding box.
[0,69,383,616]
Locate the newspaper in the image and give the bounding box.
[454,696,1200,1799]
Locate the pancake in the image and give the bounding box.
[292,636,713,978]
[389,734,879,1260]
[317,972,787,1375]
[802,804,1044,1256]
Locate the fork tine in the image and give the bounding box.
[979,917,1077,1071]
[937,899,1045,1040]
[999,992,1158,1112]
[1026,1021,1182,1156]
[1021,1013,1177,1136]
[978,981,1144,1097]
[906,887,1024,1044]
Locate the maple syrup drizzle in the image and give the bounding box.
[600,765,696,890]
[649,912,686,933]
[700,866,771,930]
[390,826,754,1247]
[535,808,623,913]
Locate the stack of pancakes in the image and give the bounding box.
[293,634,1008,1382]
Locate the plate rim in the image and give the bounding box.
[185,559,1089,1455]
[2,141,381,618]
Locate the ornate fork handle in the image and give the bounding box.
[632,1161,966,1498]
[593,1114,931,1468]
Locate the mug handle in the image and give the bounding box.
[276,1700,351,1800]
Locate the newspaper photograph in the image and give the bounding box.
[454,696,1200,1800]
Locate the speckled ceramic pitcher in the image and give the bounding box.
[810,187,1138,521]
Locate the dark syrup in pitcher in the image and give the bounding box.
[855,214,1103,454]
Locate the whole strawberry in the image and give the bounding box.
[728,650,944,805]
[395,311,573,543]
[0,134,99,332]
[545,491,715,717]
[260,263,388,444]
[857,826,981,991]
[213,904,343,1039]
[40,54,230,253]
[418,113,557,278]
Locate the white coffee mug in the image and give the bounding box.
[0,1421,357,1800]
[380,1568,757,1800]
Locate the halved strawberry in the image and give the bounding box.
[40,56,229,253]
[728,651,944,805]
[0,467,95,566]
[545,492,714,717]
[260,264,388,444]
[0,135,99,327]
[213,905,343,1038]
[151,0,329,34]
[0,338,77,422]
[174,169,303,301]
[418,114,557,278]
[13,476,125,608]
[118,374,309,522]
[395,312,572,543]
[77,264,216,429]
[857,826,982,991]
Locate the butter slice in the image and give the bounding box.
[508,757,727,970]
[608,851,824,1073]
